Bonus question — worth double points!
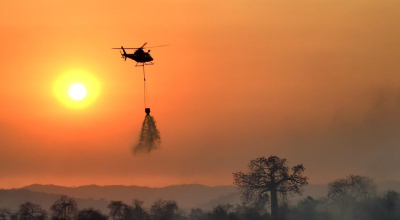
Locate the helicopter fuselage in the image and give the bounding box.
[124,53,153,63]
[113,44,164,65]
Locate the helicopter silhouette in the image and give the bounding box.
[112,42,167,66]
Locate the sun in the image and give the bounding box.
[53,69,101,109]
[68,83,87,101]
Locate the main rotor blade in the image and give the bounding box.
[112,48,138,49]
[141,42,147,48]
[112,44,169,49]
[120,45,169,49]
[143,44,169,49]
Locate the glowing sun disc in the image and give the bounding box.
[68,83,87,101]
[53,69,101,109]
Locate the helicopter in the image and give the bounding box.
[112,42,167,66]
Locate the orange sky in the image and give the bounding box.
[1,0,400,188]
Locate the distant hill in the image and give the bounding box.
[22,184,237,209]
[0,189,109,214]
[197,184,329,210]
[0,181,397,214]
[197,180,400,209]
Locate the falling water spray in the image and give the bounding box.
[133,108,161,154]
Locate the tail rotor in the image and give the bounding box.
[120,50,127,61]
[119,46,127,61]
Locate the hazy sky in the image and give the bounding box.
[0,0,399,188]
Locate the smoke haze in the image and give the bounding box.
[0,0,400,187]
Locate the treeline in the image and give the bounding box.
[0,196,263,220]
[0,183,399,220]
[1,155,400,220]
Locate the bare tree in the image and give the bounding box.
[233,156,308,220]
[132,200,149,220]
[16,202,47,220]
[328,174,376,217]
[107,201,126,220]
[50,196,78,220]
[328,175,376,202]
[150,199,179,220]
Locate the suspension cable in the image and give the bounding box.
[143,65,147,108]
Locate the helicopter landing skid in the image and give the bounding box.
[135,62,154,67]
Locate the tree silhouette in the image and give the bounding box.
[16,202,47,220]
[208,204,235,220]
[189,208,205,220]
[131,200,149,220]
[0,208,12,220]
[121,206,133,220]
[50,196,78,220]
[233,156,308,220]
[381,190,400,219]
[328,175,376,218]
[328,175,376,203]
[107,200,149,220]
[150,199,179,220]
[107,201,126,220]
[77,208,107,220]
